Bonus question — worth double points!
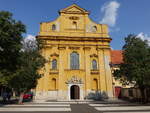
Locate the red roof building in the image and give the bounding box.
[111,50,123,65]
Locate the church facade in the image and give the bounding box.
[35,4,113,100]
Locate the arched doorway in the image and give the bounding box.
[70,85,80,99]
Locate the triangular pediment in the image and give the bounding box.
[67,7,83,12]
[59,4,89,14]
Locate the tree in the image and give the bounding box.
[0,11,25,86]
[114,34,150,103]
[10,37,46,104]
[0,11,46,104]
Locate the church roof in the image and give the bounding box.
[59,4,90,14]
[111,50,123,65]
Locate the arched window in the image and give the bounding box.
[52,59,57,69]
[70,52,79,69]
[92,60,97,70]
[92,79,98,90]
[52,78,56,90]
[52,24,56,31]
[72,21,77,29]
[92,26,97,32]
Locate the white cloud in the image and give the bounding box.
[136,32,150,46]
[100,1,120,27]
[21,34,37,52]
[23,35,36,43]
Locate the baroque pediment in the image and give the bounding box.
[50,53,59,57]
[90,54,98,57]
[59,4,89,14]
[66,76,83,84]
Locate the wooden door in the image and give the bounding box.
[71,85,80,99]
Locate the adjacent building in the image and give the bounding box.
[110,50,135,98]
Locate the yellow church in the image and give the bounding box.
[35,4,113,100]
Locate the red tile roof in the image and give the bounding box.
[111,50,123,64]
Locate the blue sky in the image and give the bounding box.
[0,0,150,50]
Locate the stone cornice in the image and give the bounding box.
[69,47,80,50]
[36,35,112,42]
[44,45,52,49]
[96,46,110,50]
[83,47,91,50]
[90,70,99,74]
[58,46,66,50]
[64,69,85,72]
[49,69,59,74]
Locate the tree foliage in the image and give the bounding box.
[10,39,46,93]
[114,34,150,102]
[0,11,25,85]
[0,11,46,102]
[11,38,46,104]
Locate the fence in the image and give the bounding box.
[120,87,150,102]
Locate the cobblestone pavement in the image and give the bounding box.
[0,101,150,113]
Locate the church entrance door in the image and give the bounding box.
[70,85,80,99]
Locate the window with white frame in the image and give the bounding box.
[92,59,97,70]
[70,52,79,69]
[52,59,57,69]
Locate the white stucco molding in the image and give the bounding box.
[65,76,83,84]
[66,76,84,100]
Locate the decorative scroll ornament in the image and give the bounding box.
[50,53,59,57]
[90,54,98,57]
[66,76,83,84]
